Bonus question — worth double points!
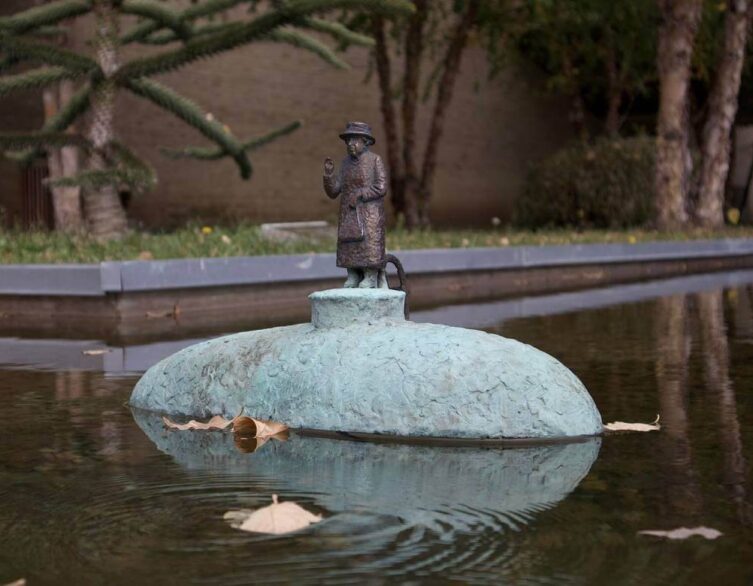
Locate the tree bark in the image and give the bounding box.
[400,0,428,229]
[85,0,128,240]
[417,0,479,227]
[57,79,83,232]
[372,17,405,221]
[695,0,753,228]
[655,0,703,230]
[604,42,622,136]
[45,81,83,232]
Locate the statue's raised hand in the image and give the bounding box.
[324,158,335,176]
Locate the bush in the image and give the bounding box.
[514,136,655,229]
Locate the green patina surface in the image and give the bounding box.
[130,289,603,439]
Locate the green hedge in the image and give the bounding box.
[514,136,655,229]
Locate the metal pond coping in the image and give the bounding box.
[4,267,753,374]
[1,238,753,297]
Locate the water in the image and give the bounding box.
[1,273,753,585]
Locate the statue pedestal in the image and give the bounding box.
[310,288,405,328]
[131,287,603,440]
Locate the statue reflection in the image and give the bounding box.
[133,408,599,541]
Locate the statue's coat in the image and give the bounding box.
[323,150,387,269]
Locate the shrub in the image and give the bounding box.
[514,136,656,229]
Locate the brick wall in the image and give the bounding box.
[1,4,576,229]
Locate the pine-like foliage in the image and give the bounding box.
[0,0,413,238]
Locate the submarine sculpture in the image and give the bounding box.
[130,122,603,440]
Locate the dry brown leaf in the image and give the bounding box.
[232,416,289,438]
[226,495,321,535]
[638,526,722,540]
[82,349,110,356]
[604,415,660,433]
[162,414,235,431]
[3,580,26,586]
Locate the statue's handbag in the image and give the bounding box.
[340,202,365,242]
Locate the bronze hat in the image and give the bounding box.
[339,121,375,145]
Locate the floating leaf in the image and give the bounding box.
[638,526,722,540]
[225,495,321,535]
[162,414,235,431]
[82,348,110,356]
[604,415,660,433]
[232,416,288,438]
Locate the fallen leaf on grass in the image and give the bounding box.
[638,526,722,540]
[225,494,321,535]
[82,348,110,356]
[604,415,660,433]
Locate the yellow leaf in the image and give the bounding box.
[603,414,660,433]
[627,235,637,244]
[201,226,213,235]
[225,495,321,535]
[727,207,741,225]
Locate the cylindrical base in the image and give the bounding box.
[309,288,405,328]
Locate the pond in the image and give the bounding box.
[1,271,752,585]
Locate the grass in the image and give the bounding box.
[1,223,753,264]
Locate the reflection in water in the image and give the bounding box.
[134,408,600,532]
[697,290,752,526]
[654,295,704,520]
[133,409,600,575]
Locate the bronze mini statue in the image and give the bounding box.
[323,121,390,289]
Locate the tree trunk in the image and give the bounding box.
[372,17,405,221]
[35,0,83,233]
[655,0,703,230]
[85,0,127,241]
[400,0,428,229]
[604,42,622,136]
[45,81,83,232]
[695,0,752,228]
[561,51,588,140]
[417,0,479,227]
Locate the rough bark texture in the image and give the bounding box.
[85,0,127,240]
[46,80,83,232]
[655,0,703,230]
[400,0,427,229]
[417,0,479,227]
[604,43,622,136]
[372,17,404,220]
[696,0,752,228]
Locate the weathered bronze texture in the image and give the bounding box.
[324,122,388,288]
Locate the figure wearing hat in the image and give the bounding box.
[323,121,389,288]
